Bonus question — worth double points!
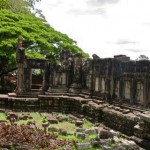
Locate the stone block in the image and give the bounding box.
[76,142,91,150]
[85,128,97,135]
[75,120,83,127]
[76,132,86,139]
[140,114,150,123]
[76,127,85,133]
[59,128,68,136]
[48,126,59,132]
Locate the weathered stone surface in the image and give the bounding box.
[140,113,150,123]
[48,126,59,132]
[48,118,58,124]
[19,113,32,120]
[57,116,68,122]
[85,128,97,135]
[42,122,49,128]
[122,109,130,114]
[76,142,91,150]
[59,128,68,136]
[131,136,150,150]
[75,120,83,127]
[76,132,86,139]
[76,127,85,133]
[27,120,35,125]
[98,127,117,139]
[7,112,18,120]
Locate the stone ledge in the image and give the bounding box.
[140,113,150,122]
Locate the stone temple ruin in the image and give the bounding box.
[0,38,150,149]
[16,39,150,105]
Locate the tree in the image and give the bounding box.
[0,0,89,76]
[0,0,29,13]
[136,55,149,61]
[0,10,88,74]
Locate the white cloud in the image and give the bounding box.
[67,8,105,15]
[35,0,150,60]
[87,0,120,6]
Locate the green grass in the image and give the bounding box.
[0,112,105,149]
[0,112,98,145]
[30,112,44,125]
[0,112,7,120]
[50,121,76,133]
[83,119,93,129]
[16,112,44,125]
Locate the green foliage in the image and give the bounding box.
[83,119,93,129]
[0,9,88,74]
[26,51,45,59]
[0,0,30,13]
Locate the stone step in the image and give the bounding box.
[79,94,90,99]
[45,92,67,96]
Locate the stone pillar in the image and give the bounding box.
[130,79,135,104]
[23,68,31,92]
[110,78,114,98]
[101,78,105,92]
[105,79,111,99]
[69,53,83,93]
[16,63,24,94]
[95,77,99,91]
[42,63,49,91]
[114,80,120,99]
[136,81,144,104]
[124,80,131,100]
[119,79,124,102]
[143,79,149,105]
[49,63,55,89]
[15,37,25,95]
[61,73,66,85]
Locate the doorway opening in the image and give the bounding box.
[31,69,43,90]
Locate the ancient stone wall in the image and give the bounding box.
[0,96,144,133]
[45,52,150,106]
[1,94,150,149]
[15,48,150,106]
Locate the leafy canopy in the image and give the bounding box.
[0,0,29,13]
[0,8,88,74]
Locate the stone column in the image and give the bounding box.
[69,53,83,93]
[95,77,99,91]
[42,62,49,91]
[119,79,124,102]
[16,63,24,94]
[110,78,114,98]
[143,79,148,105]
[15,37,25,95]
[23,67,31,92]
[130,78,135,104]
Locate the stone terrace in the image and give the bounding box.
[0,93,150,149]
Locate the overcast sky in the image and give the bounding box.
[35,0,150,60]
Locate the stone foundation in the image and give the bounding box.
[0,94,150,149]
